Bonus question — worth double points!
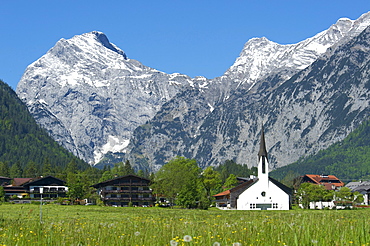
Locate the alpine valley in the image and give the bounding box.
[16,12,370,173]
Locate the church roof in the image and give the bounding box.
[213,177,292,198]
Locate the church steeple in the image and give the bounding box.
[257,125,269,177]
[258,125,268,161]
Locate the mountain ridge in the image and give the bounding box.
[16,11,370,171]
[127,23,370,171]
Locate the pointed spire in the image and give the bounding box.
[258,125,268,160]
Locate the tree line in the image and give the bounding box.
[0,156,258,208]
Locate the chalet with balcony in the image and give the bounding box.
[92,175,154,207]
[1,176,67,200]
[23,176,68,199]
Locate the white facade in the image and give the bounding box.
[237,179,290,210]
[29,185,68,198]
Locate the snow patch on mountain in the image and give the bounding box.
[94,136,130,163]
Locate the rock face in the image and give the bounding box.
[16,12,370,171]
[16,31,195,164]
[126,12,370,171]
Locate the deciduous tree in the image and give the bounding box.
[153,156,201,208]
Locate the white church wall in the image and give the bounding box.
[237,180,290,210]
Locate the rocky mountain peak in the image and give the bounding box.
[16,32,193,164]
[89,31,127,58]
[16,12,370,170]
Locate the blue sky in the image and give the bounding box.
[1,1,369,89]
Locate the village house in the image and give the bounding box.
[299,174,344,190]
[92,174,155,207]
[346,181,370,205]
[296,174,347,209]
[1,176,68,202]
[0,176,11,186]
[3,178,33,198]
[213,126,292,210]
[23,176,68,199]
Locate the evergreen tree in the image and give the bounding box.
[0,162,9,177]
[24,161,38,178]
[123,160,134,175]
[9,162,22,178]
[66,159,78,174]
[99,170,114,182]
[215,160,257,183]
[42,161,53,177]
[137,169,145,177]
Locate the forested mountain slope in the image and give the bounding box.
[270,118,370,181]
[0,79,88,177]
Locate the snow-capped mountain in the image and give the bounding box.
[16,31,195,164]
[16,12,370,170]
[223,13,370,89]
[126,12,370,171]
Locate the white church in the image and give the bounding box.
[213,126,292,210]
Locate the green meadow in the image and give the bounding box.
[0,204,369,246]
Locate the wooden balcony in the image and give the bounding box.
[111,182,150,186]
[101,189,152,194]
[103,197,155,201]
[31,188,67,194]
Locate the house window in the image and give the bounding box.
[262,158,266,174]
[250,204,256,209]
[273,203,278,209]
[261,191,266,197]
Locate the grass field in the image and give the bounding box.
[0,204,369,246]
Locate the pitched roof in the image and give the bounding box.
[269,177,293,195]
[23,176,66,187]
[213,190,231,197]
[12,178,33,186]
[91,174,151,188]
[213,176,292,198]
[213,178,258,197]
[302,174,344,190]
[347,181,370,192]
